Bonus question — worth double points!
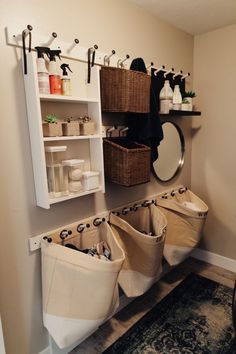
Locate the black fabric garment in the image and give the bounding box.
[127,59,163,162]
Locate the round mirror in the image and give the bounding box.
[153,121,185,182]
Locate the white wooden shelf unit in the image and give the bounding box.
[23,52,105,209]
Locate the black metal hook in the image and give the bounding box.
[60,229,72,240]
[122,207,132,215]
[104,49,116,66]
[77,223,90,233]
[143,200,155,207]
[179,187,187,194]
[117,54,130,68]
[43,236,52,243]
[93,217,105,227]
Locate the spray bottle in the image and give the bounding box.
[48,50,62,95]
[60,64,73,96]
[35,46,50,94]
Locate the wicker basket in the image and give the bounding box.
[100,67,151,113]
[103,138,151,186]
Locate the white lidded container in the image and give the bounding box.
[82,171,100,191]
[62,159,85,193]
[45,146,69,198]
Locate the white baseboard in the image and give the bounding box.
[191,248,236,273]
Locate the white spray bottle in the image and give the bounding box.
[35,46,50,94]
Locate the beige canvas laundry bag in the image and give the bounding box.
[156,189,208,266]
[41,222,125,349]
[110,204,166,297]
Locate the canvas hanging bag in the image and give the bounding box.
[41,222,125,349]
[156,188,208,266]
[110,204,166,297]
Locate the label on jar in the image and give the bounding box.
[49,75,61,95]
[38,73,50,94]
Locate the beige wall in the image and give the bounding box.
[192,24,236,260]
[0,1,193,353]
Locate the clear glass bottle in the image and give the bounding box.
[159,80,173,114]
[45,146,69,198]
[173,85,182,110]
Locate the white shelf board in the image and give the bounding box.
[40,94,99,104]
[43,135,100,141]
[49,187,102,205]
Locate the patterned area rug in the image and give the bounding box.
[103,273,236,354]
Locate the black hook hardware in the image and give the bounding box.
[173,70,183,79]
[181,72,190,81]
[179,187,186,194]
[52,32,57,38]
[112,211,120,216]
[43,236,52,243]
[133,203,142,211]
[93,217,105,227]
[117,54,130,68]
[147,62,154,69]
[143,200,155,207]
[74,38,79,44]
[77,223,90,233]
[154,65,165,75]
[122,207,132,215]
[60,229,72,240]
[104,49,116,66]
[77,224,85,233]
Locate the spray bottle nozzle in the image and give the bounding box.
[60,63,73,76]
[35,46,50,58]
[49,49,62,61]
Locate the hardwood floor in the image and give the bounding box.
[70,257,236,354]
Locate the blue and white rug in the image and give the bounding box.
[103,273,236,353]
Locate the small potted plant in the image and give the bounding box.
[181,97,190,111]
[62,117,80,136]
[79,115,96,135]
[42,114,62,137]
[182,91,196,111]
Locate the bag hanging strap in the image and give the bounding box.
[22,25,32,75]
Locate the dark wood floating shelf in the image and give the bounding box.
[161,110,201,117]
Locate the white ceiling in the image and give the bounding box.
[130,0,236,35]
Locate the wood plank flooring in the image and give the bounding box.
[70,257,236,354]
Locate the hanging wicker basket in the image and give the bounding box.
[103,138,151,186]
[100,66,151,113]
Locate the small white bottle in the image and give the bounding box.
[173,85,182,110]
[159,80,173,114]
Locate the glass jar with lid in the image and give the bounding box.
[62,159,85,193]
[45,146,69,197]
